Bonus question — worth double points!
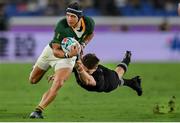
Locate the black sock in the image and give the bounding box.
[123,78,131,87]
[123,51,131,66]
[118,78,132,87]
[117,52,131,72]
[117,58,130,72]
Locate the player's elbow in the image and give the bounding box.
[53,52,59,58]
[53,50,60,58]
[52,48,64,58]
[85,79,96,86]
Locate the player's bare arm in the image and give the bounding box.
[84,33,94,45]
[52,43,79,58]
[79,33,94,56]
[75,60,96,86]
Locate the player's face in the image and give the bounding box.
[84,65,98,75]
[66,12,79,27]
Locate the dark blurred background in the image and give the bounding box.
[0,0,179,17]
[0,0,180,62]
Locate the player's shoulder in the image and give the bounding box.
[98,64,112,72]
[55,18,69,32]
[98,64,104,68]
[83,16,95,33]
[83,16,95,26]
[97,65,106,71]
[57,17,67,25]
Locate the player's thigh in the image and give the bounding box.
[30,66,46,78]
[53,56,76,81]
[52,56,77,71]
[29,45,51,82]
[55,68,72,81]
[50,68,72,91]
[49,56,76,88]
[29,66,47,83]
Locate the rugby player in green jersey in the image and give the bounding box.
[29,2,95,119]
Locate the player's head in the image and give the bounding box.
[66,2,83,27]
[82,53,100,74]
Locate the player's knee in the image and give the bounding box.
[51,79,64,92]
[55,79,64,88]
[29,76,38,84]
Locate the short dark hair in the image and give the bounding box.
[82,53,100,69]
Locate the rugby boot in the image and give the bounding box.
[124,76,142,96]
[29,111,44,119]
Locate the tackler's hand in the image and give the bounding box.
[47,75,55,83]
[75,60,84,73]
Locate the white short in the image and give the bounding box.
[34,45,77,71]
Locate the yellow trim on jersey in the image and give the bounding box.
[72,18,86,33]
[81,18,86,33]
[72,18,86,38]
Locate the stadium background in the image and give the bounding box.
[0,0,180,121]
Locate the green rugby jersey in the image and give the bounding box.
[49,16,95,47]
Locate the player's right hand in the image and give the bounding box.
[69,44,80,57]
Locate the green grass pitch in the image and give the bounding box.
[0,62,180,121]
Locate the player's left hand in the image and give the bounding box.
[75,60,84,73]
[47,75,55,83]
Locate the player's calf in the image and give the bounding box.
[117,51,132,72]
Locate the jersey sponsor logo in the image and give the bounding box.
[56,33,61,40]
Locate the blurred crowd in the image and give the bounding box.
[0,0,179,17]
[0,0,180,32]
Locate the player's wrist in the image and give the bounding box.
[64,52,70,58]
[78,69,85,74]
[77,66,84,73]
[80,42,86,48]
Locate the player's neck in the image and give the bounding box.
[73,18,82,29]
